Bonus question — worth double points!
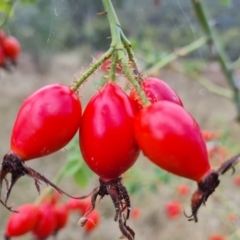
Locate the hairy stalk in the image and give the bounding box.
[71,48,114,91]
[191,0,240,120]
[102,0,149,106]
[109,52,118,82]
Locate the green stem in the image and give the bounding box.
[71,48,114,91]
[102,0,122,49]
[102,0,149,106]
[119,50,150,107]
[191,0,240,120]
[121,31,142,82]
[232,57,240,70]
[0,0,16,28]
[109,52,118,82]
[147,36,208,75]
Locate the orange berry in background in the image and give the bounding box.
[209,234,227,240]
[233,175,240,187]
[131,207,141,220]
[165,200,182,219]
[177,184,190,196]
[226,213,237,223]
[84,210,101,233]
[201,130,220,142]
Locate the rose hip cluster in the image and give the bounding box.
[5,192,100,240]
[0,67,239,239]
[0,30,21,71]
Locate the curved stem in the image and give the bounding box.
[34,165,66,205]
[70,48,114,91]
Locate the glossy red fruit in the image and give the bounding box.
[11,84,82,160]
[32,203,56,239]
[54,205,69,231]
[84,210,100,233]
[129,77,183,111]
[2,36,21,60]
[177,184,190,196]
[79,82,139,181]
[5,204,39,238]
[134,101,209,182]
[165,200,182,219]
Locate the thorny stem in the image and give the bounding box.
[102,0,150,107]
[70,48,114,91]
[109,52,118,82]
[120,31,142,80]
[119,50,150,107]
[191,0,240,120]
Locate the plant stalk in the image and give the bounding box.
[191,0,240,120]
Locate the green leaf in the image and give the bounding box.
[154,167,171,184]
[73,167,90,188]
[220,0,231,6]
[64,158,81,176]
[20,0,37,4]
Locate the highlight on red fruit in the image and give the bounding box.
[209,234,227,240]
[2,36,21,60]
[176,184,190,196]
[129,77,183,111]
[32,203,56,239]
[5,204,39,238]
[165,200,182,219]
[84,210,101,233]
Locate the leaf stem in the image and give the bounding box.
[147,36,208,75]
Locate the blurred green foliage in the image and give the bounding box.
[0,0,239,64]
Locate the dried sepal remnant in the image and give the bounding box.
[0,152,89,211]
[80,178,135,240]
[185,154,240,222]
